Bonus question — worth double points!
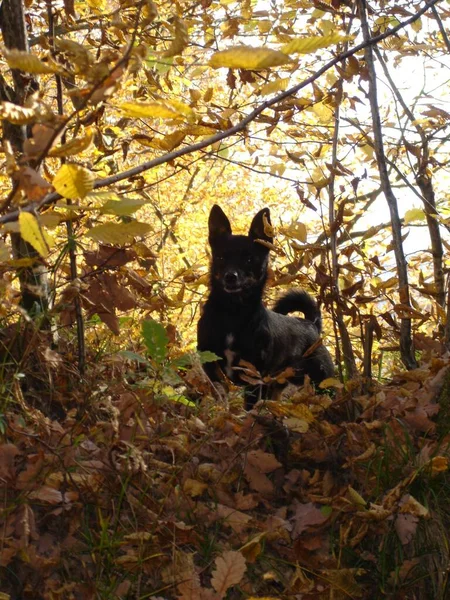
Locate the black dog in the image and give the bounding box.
[197,205,334,409]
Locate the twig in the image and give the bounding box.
[373,45,445,309]
[47,0,86,374]
[0,0,440,224]
[326,79,358,380]
[358,0,417,370]
[431,4,450,54]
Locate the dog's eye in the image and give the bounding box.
[245,256,253,265]
[216,256,225,263]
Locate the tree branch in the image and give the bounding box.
[0,0,440,225]
[358,0,417,369]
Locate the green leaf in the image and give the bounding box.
[171,353,194,369]
[198,350,220,364]
[118,350,149,365]
[404,208,426,224]
[142,319,169,365]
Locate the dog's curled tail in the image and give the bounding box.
[272,290,323,333]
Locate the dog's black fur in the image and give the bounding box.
[197,205,334,409]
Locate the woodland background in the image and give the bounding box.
[1,0,450,598]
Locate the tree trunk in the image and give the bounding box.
[0,0,50,317]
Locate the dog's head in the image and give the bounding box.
[208,205,273,296]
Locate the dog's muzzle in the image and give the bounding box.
[223,270,241,293]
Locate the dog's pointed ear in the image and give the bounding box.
[209,205,232,244]
[249,208,273,244]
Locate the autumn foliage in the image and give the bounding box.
[1,0,450,598]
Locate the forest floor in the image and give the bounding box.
[1,331,450,600]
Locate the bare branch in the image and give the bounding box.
[358,0,417,369]
[0,0,440,225]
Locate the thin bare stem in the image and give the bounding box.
[358,0,417,369]
[373,46,445,309]
[326,82,358,379]
[48,0,86,374]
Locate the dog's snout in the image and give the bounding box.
[224,271,239,285]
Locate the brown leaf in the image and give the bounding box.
[243,463,274,494]
[211,550,246,596]
[291,501,329,538]
[63,0,76,17]
[247,449,282,474]
[29,486,63,504]
[215,504,252,533]
[395,513,418,545]
[177,570,202,600]
[100,273,136,311]
[183,478,208,498]
[22,123,62,159]
[84,245,137,267]
[0,444,20,481]
[323,568,364,598]
[15,166,52,201]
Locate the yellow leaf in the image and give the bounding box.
[119,99,195,122]
[259,77,290,96]
[429,456,448,475]
[240,533,266,562]
[49,130,93,157]
[86,221,152,245]
[283,417,310,433]
[0,241,10,262]
[183,125,218,136]
[282,34,354,55]
[87,0,107,11]
[100,197,148,216]
[6,257,37,268]
[19,212,53,258]
[2,48,60,74]
[183,478,208,497]
[162,15,189,57]
[319,377,343,389]
[311,101,333,124]
[411,17,422,33]
[53,164,95,200]
[209,45,292,70]
[281,222,307,242]
[404,207,426,224]
[0,101,37,124]
[265,401,315,422]
[346,486,367,507]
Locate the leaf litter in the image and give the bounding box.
[0,348,449,599]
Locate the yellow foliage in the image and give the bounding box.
[53,164,95,200]
[49,131,94,158]
[18,212,53,258]
[2,48,61,74]
[119,100,196,122]
[209,45,292,70]
[281,33,354,55]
